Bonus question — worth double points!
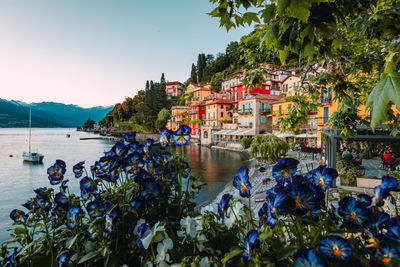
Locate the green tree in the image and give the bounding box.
[197,53,207,82]
[160,73,168,108]
[250,135,290,162]
[208,0,400,135]
[83,118,96,129]
[155,108,171,129]
[190,64,197,83]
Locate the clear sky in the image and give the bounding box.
[0,0,250,108]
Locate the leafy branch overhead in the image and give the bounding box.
[208,0,400,133]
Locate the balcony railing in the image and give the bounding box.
[320,95,332,105]
[238,108,252,114]
[259,109,271,115]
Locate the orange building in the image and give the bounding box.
[165,81,184,97]
[204,99,232,127]
[166,106,187,131]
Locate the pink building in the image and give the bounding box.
[165,81,184,97]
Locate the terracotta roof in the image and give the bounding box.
[166,81,183,86]
[271,99,287,104]
[190,100,206,107]
[207,99,232,105]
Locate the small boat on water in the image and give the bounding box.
[66,134,71,138]
[22,109,44,163]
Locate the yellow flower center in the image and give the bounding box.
[54,170,60,178]
[332,246,342,258]
[281,170,289,177]
[295,199,304,208]
[306,211,311,217]
[241,183,248,192]
[382,257,391,264]
[273,207,278,215]
[69,218,75,224]
[178,135,186,142]
[349,212,358,221]
[107,221,111,228]
[319,179,324,186]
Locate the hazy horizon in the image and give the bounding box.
[0,0,251,108]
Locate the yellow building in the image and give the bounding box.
[281,75,301,96]
[166,106,187,131]
[192,86,215,102]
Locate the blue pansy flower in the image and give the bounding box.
[47,161,67,185]
[123,152,144,174]
[104,209,119,234]
[265,189,290,227]
[10,209,25,223]
[242,230,259,266]
[87,200,105,218]
[128,200,142,216]
[140,178,161,200]
[58,252,70,267]
[385,226,400,243]
[80,177,96,194]
[218,194,232,223]
[122,133,136,146]
[159,128,172,148]
[319,236,352,261]
[22,200,35,211]
[183,161,191,178]
[136,222,149,249]
[376,244,400,265]
[294,248,325,267]
[34,187,49,200]
[54,192,69,209]
[143,139,154,154]
[371,176,399,207]
[287,183,319,216]
[308,166,337,191]
[370,211,389,233]
[37,198,52,212]
[56,159,66,169]
[272,158,299,184]
[337,196,371,229]
[172,125,191,146]
[72,161,85,178]
[6,248,18,267]
[66,207,81,230]
[233,166,252,198]
[112,142,127,157]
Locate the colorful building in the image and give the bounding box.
[165,82,185,97]
[188,101,206,139]
[237,94,282,134]
[192,86,215,102]
[204,98,232,127]
[166,106,187,131]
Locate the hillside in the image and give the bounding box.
[0,99,113,128]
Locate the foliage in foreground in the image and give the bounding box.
[1,126,400,266]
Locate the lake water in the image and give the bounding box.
[0,128,247,242]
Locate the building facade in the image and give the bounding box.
[166,82,185,97]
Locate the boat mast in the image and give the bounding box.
[29,109,31,154]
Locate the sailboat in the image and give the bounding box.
[22,109,44,163]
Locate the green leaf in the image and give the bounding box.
[66,235,78,249]
[78,251,99,264]
[276,246,297,261]
[289,0,312,22]
[14,227,27,236]
[277,0,291,14]
[243,12,260,25]
[366,72,400,129]
[222,248,242,264]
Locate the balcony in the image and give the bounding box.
[299,123,317,130]
[238,108,252,114]
[239,123,253,128]
[320,95,332,105]
[189,110,197,114]
[259,109,271,115]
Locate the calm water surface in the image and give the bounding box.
[0,128,246,242]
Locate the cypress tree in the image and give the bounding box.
[190,64,197,83]
[197,53,206,82]
[160,73,168,107]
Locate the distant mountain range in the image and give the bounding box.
[0,99,113,128]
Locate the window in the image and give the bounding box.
[261,116,266,123]
[242,117,245,126]
[248,117,251,126]
[234,92,237,101]
[208,113,210,120]
[323,107,329,124]
[204,131,208,138]
[221,104,223,109]
[279,105,282,114]
[241,91,245,99]
[221,112,223,117]
[213,122,216,126]
[213,112,215,120]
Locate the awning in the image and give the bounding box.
[274,133,295,138]
[295,133,317,138]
